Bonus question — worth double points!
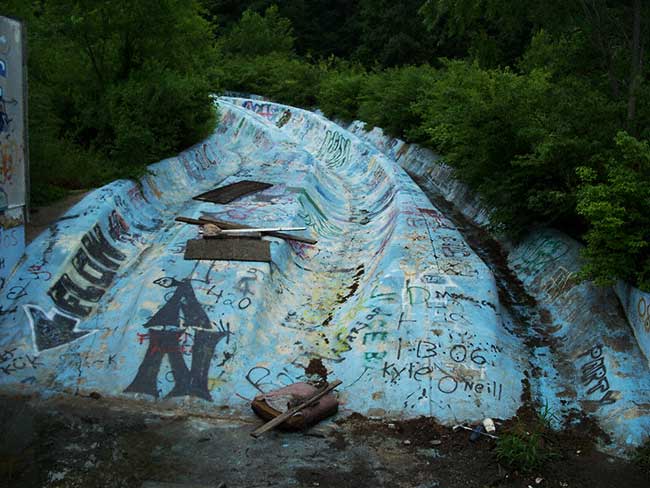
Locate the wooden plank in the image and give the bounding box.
[184,238,271,262]
[193,180,273,204]
[250,380,342,438]
[175,216,318,245]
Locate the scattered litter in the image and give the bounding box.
[469,425,484,442]
[276,109,292,128]
[388,423,397,430]
[482,417,496,433]
[430,439,442,446]
[201,223,221,237]
[403,439,412,445]
[535,477,543,484]
[193,180,273,204]
[453,423,498,440]
[251,380,341,437]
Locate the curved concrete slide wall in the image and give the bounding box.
[615,282,650,367]
[0,97,530,426]
[508,231,650,449]
[348,122,650,450]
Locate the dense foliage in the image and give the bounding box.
[5,0,217,204]
[577,133,650,289]
[6,1,650,289]
[207,1,650,289]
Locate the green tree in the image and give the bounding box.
[413,60,619,234]
[6,0,218,203]
[577,132,650,290]
[317,61,367,121]
[213,6,323,107]
[356,0,439,68]
[200,0,362,59]
[357,65,438,139]
[217,6,294,57]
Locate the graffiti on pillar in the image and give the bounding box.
[124,276,232,400]
[0,87,10,134]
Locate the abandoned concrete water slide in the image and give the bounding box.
[0,97,649,453]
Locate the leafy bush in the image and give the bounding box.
[496,408,558,473]
[357,65,437,140]
[217,6,295,57]
[106,65,216,166]
[413,59,619,235]
[216,54,323,108]
[7,0,218,204]
[214,6,323,108]
[577,132,650,290]
[316,63,367,121]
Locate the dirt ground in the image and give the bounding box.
[0,394,647,488]
[26,190,91,244]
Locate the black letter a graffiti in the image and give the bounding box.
[124,279,230,400]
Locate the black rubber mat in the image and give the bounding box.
[184,238,271,262]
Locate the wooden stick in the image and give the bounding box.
[175,216,317,245]
[250,379,342,438]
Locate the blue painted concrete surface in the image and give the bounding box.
[348,120,650,452]
[0,97,648,453]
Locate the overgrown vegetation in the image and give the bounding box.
[5,0,218,205]
[495,406,558,472]
[6,1,650,289]
[204,1,650,290]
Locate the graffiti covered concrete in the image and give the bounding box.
[0,96,526,427]
[348,119,650,452]
[1,95,648,455]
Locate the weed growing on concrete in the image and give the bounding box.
[496,405,558,473]
[633,436,650,471]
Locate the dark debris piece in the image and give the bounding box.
[184,238,271,262]
[193,180,273,204]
